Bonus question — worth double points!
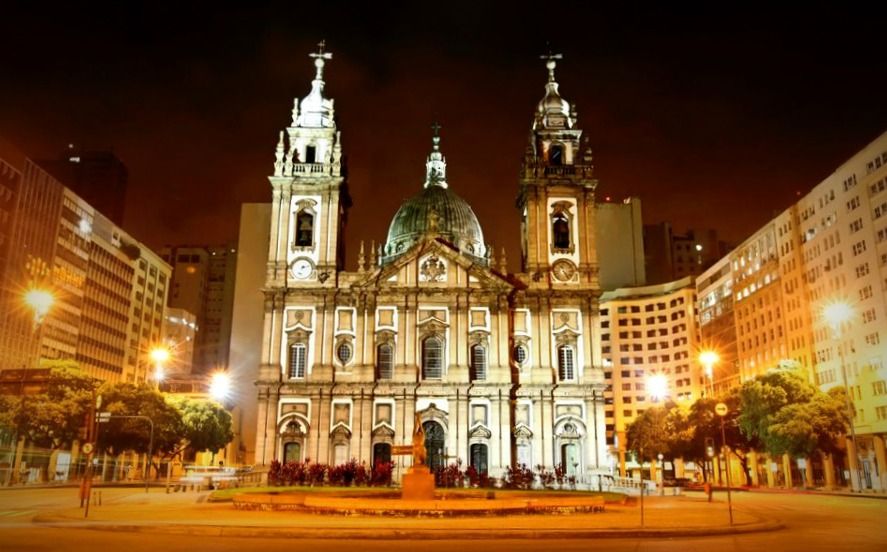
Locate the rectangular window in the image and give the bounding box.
[289,343,307,378]
[872,380,887,396]
[558,346,575,381]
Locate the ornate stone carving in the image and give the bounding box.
[419,254,447,282]
[469,425,492,440]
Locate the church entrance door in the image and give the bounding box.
[423,421,445,472]
[561,443,579,476]
[284,442,301,463]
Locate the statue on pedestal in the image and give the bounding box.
[411,412,427,467]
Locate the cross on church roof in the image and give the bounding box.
[540,44,563,82]
[310,39,332,61]
[431,122,441,151]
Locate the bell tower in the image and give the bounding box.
[517,52,599,288]
[267,41,351,287]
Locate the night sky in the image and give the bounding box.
[2,3,886,269]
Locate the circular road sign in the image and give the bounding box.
[81,443,94,455]
[715,403,729,417]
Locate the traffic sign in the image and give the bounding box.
[81,443,94,455]
[96,412,111,423]
[715,403,728,416]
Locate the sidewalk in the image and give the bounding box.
[743,486,887,500]
[32,490,783,539]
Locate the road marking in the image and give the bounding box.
[0,510,36,518]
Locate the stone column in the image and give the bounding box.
[765,457,776,488]
[823,452,836,490]
[873,435,887,492]
[749,451,760,486]
[846,437,861,491]
[782,454,793,488]
[674,457,685,479]
[713,456,722,485]
[804,457,815,488]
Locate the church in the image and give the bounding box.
[253,45,612,484]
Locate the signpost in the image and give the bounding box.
[715,402,734,526]
[391,445,413,456]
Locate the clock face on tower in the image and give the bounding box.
[292,259,314,280]
[551,259,577,282]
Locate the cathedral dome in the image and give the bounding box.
[382,125,487,265]
[383,185,486,263]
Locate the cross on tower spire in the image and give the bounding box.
[309,39,333,80]
[539,44,563,82]
[431,121,442,151]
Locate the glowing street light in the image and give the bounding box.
[647,373,668,401]
[23,288,55,327]
[209,371,232,402]
[822,300,863,491]
[150,346,171,383]
[699,350,720,397]
[823,301,854,335]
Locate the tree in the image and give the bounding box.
[166,396,234,459]
[738,366,847,461]
[625,405,671,462]
[766,389,849,459]
[97,383,183,460]
[738,367,815,447]
[685,392,759,484]
[13,361,98,450]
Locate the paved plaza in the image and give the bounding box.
[0,486,885,551]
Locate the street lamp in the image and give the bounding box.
[647,373,668,402]
[699,350,719,398]
[23,288,55,328]
[822,300,863,492]
[209,371,232,402]
[149,346,170,384]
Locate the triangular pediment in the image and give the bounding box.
[350,237,520,292]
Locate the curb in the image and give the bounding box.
[32,515,784,540]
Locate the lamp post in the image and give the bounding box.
[149,346,170,387]
[13,268,55,485]
[823,301,863,492]
[209,371,232,403]
[699,350,719,398]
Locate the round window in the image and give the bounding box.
[336,342,352,365]
[514,344,528,365]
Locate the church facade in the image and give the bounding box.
[254,46,612,483]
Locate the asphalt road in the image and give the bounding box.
[0,489,885,552]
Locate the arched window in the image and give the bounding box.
[553,214,570,249]
[557,345,575,381]
[549,143,563,166]
[422,336,443,379]
[376,343,394,380]
[289,343,307,378]
[295,211,314,247]
[470,344,487,381]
